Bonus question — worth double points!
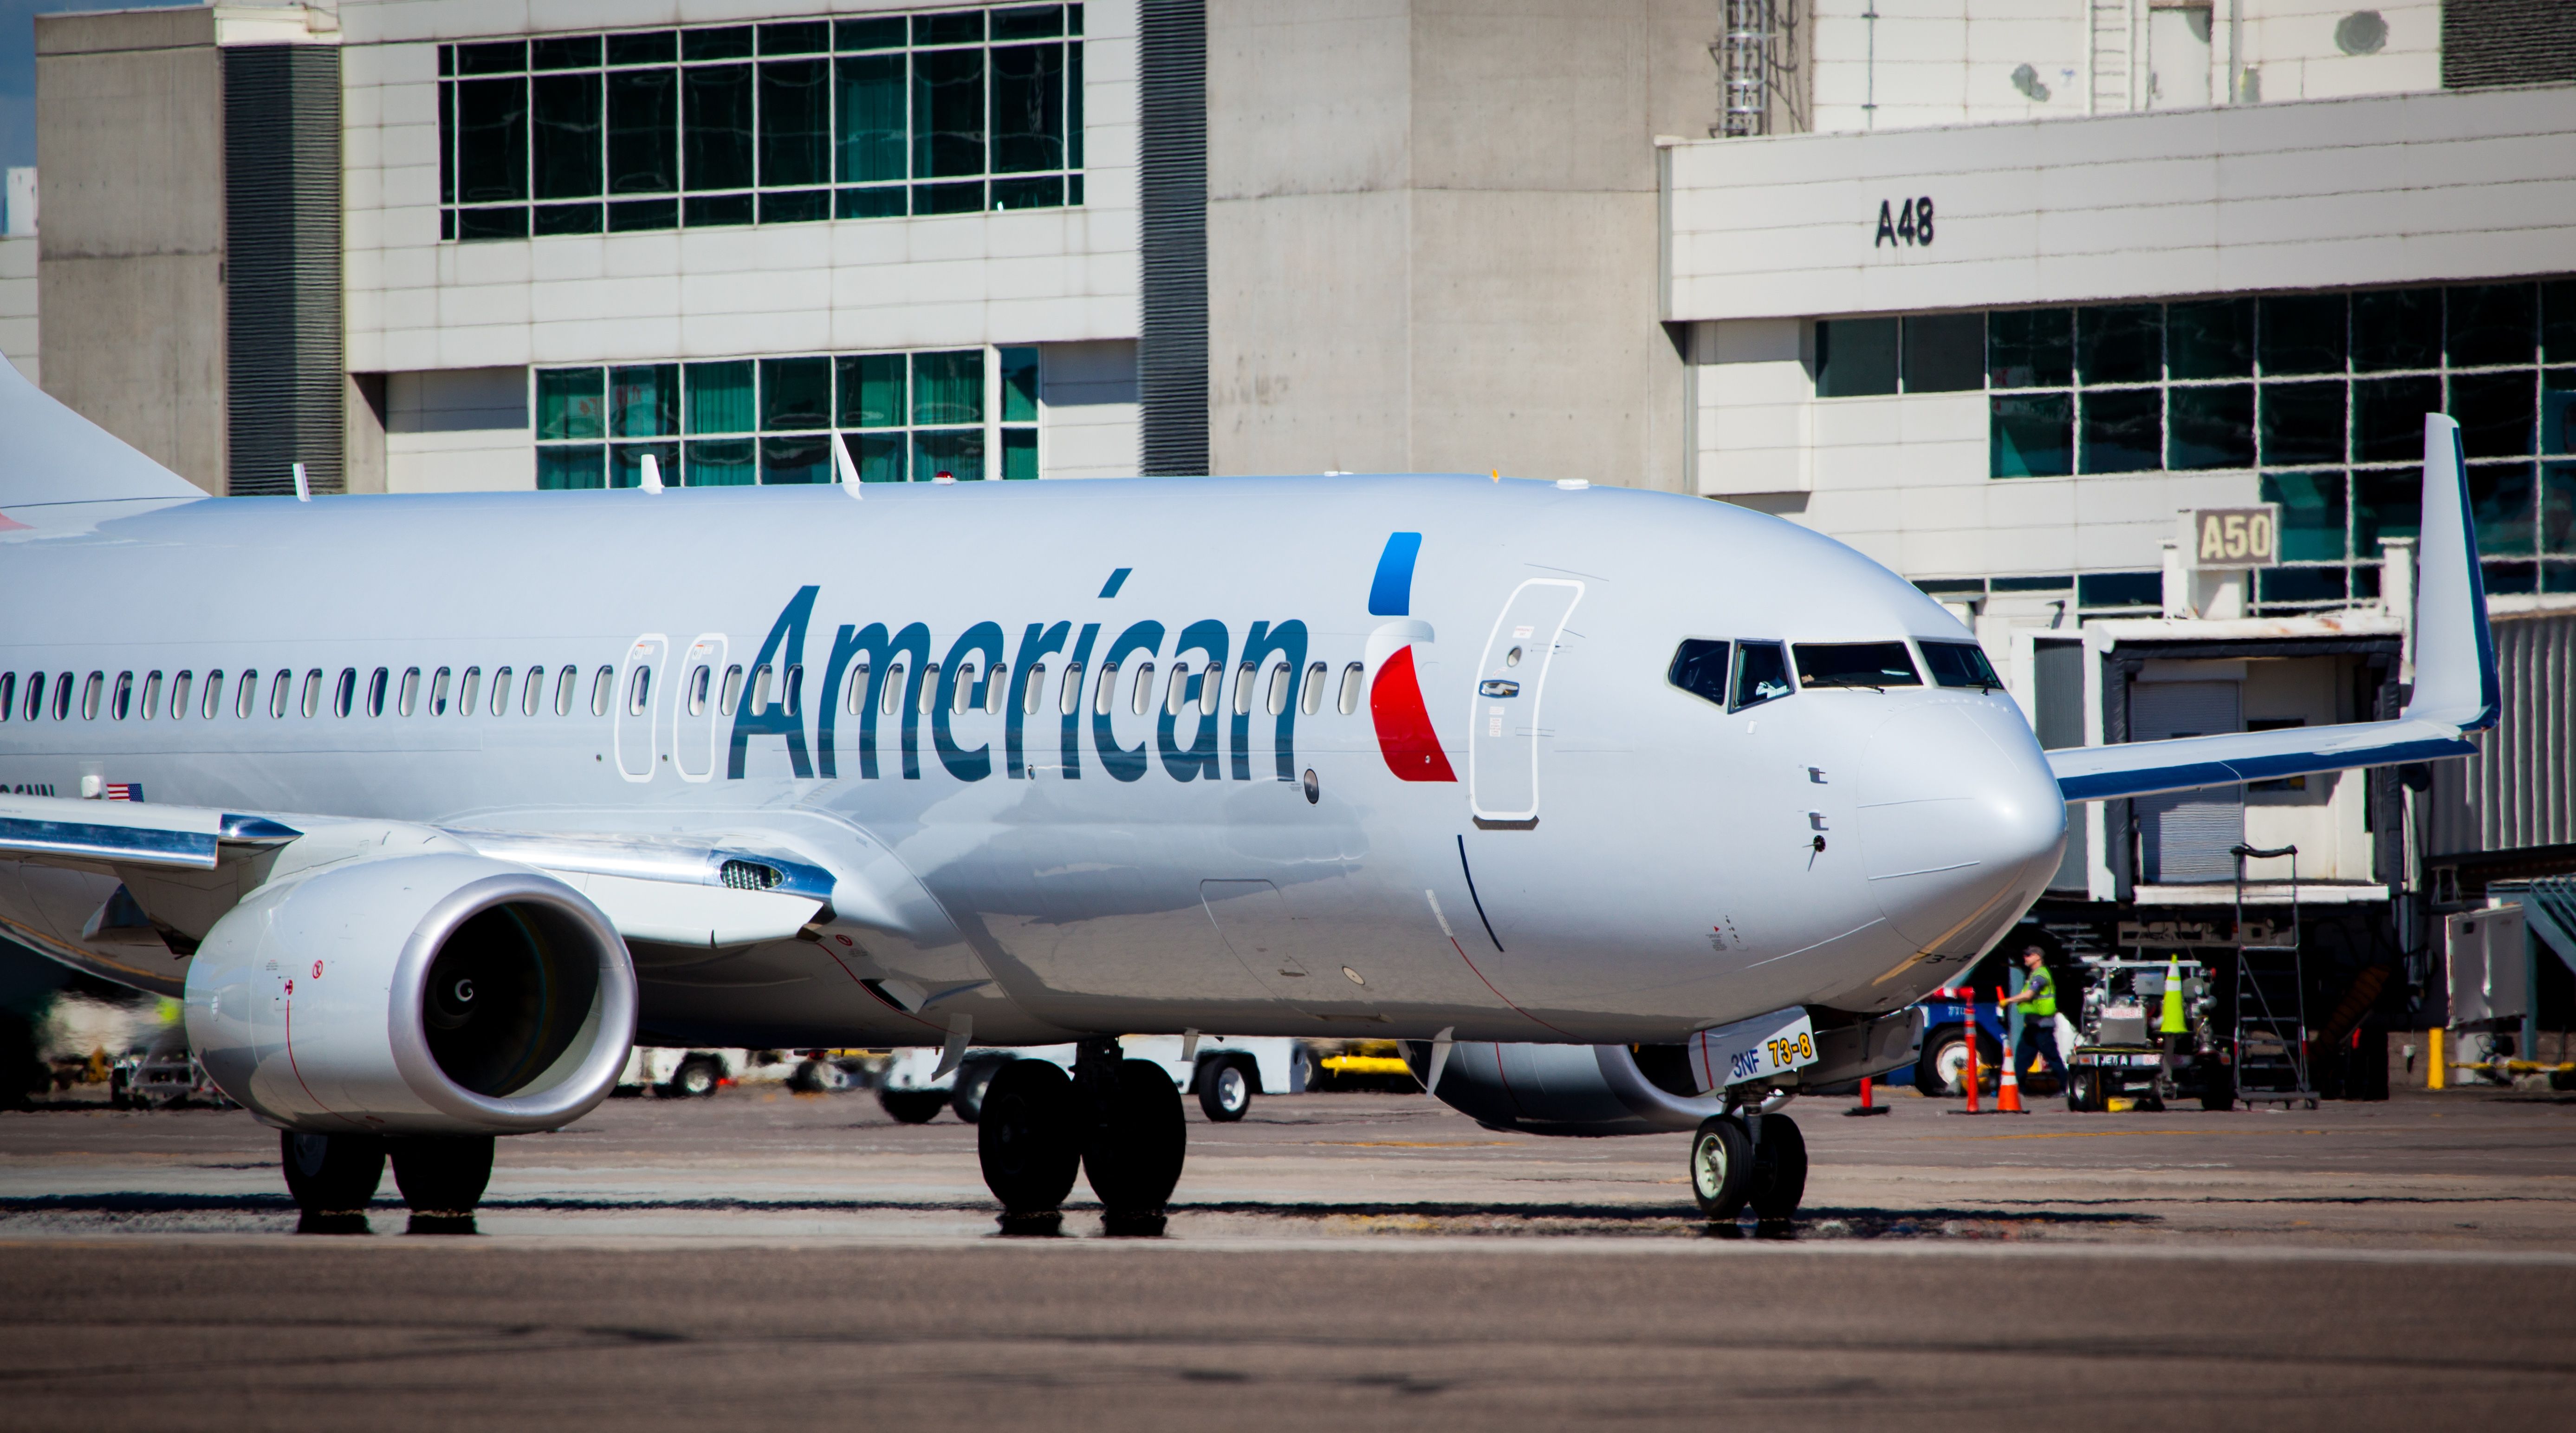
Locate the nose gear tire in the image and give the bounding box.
[281,1131,386,1214]
[1083,1059,1185,1214]
[978,1059,1081,1213]
[1688,1115,1753,1221]
[1747,1114,1807,1221]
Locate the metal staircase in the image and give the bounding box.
[2089,0,2135,113]
[2230,844,2317,1108]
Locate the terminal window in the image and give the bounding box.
[533,347,1040,488]
[1822,278,2576,604]
[439,5,1083,241]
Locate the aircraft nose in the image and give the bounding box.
[1855,701,2067,958]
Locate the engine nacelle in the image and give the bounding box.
[1408,1010,1924,1137]
[183,853,635,1135]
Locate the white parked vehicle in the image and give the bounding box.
[878,1036,1310,1125]
[617,1046,816,1097]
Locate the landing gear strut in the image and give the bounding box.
[280,1130,495,1234]
[1687,1099,1807,1225]
[976,1038,1186,1228]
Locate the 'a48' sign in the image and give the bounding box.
[1874,196,1934,248]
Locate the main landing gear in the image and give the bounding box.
[280,1130,496,1235]
[1687,1101,1808,1226]
[978,1037,1184,1232]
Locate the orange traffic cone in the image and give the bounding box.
[1996,1021,2027,1114]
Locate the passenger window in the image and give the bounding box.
[1058,660,1082,716]
[0,671,14,721]
[298,669,321,718]
[1666,639,1731,708]
[399,667,422,717]
[1792,641,1922,690]
[1233,661,1256,716]
[457,667,479,715]
[1200,664,1221,716]
[844,663,869,716]
[16,673,35,723]
[1266,662,1291,716]
[720,664,742,716]
[365,667,388,717]
[236,671,257,720]
[170,671,192,720]
[589,665,613,716]
[1337,662,1363,715]
[58,672,78,721]
[784,665,803,716]
[1731,643,1791,712]
[140,671,162,720]
[1130,661,1154,716]
[428,668,448,716]
[918,663,939,715]
[985,662,1006,716]
[1025,663,1047,715]
[1164,661,1189,716]
[688,664,709,717]
[1300,661,1327,716]
[489,667,511,715]
[1094,661,1119,716]
[954,662,978,715]
[336,668,358,718]
[197,671,218,719]
[542,666,564,716]
[110,671,131,720]
[881,663,904,716]
[1920,640,2003,690]
[626,664,651,716]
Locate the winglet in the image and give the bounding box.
[0,355,204,508]
[2401,413,2498,732]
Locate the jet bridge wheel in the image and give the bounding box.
[978,1059,1081,1213]
[1083,1059,1186,1215]
[281,1131,386,1215]
[1687,1115,1753,1221]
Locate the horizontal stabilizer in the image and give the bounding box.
[2050,413,2494,804]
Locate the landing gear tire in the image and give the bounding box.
[1083,1059,1185,1216]
[1196,1060,1251,1122]
[389,1136,495,1231]
[281,1130,386,1216]
[1687,1115,1754,1221]
[978,1059,1081,1213]
[1747,1114,1807,1222]
[879,1089,949,1124]
[951,1058,1003,1124]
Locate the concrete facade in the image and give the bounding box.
[0,233,34,385]
[1205,0,1712,489]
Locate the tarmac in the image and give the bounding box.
[3,1082,2572,1428]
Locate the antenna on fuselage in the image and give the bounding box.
[639,451,665,495]
[831,432,863,498]
[291,462,309,502]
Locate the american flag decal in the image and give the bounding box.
[103,783,143,802]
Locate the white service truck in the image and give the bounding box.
[877,1036,1311,1124]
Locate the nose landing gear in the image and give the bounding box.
[976,1037,1186,1231]
[1687,1100,1808,1225]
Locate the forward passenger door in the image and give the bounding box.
[1468,579,1584,823]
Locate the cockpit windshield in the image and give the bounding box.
[1732,642,1792,711]
[1920,640,2003,690]
[1791,642,1922,690]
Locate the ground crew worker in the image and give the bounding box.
[1998,945,2068,1092]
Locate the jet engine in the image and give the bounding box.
[1407,1010,1923,1136]
[183,853,635,1135]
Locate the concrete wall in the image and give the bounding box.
[34,7,229,494]
[338,0,1144,381]
[1205,0,1711,491]
[0,234,35,384]
[1039,339,1140,479]
[385,365,529,493]
[1668,82,2576,324]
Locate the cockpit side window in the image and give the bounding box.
[1792,641,1922,690]
[1732,642,1793,711]
[1920,639,2003,690]
[1666,639,1730,708]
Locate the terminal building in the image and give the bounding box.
[19,0,2576,1068]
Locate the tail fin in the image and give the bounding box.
[2401,412,2499,730]
[0,358,206,512]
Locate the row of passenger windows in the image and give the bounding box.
[0,658,1380,725]
[0,665,611,723]
[1664,638,1999,713]
[671,658,1372,720]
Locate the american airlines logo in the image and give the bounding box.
[726,534,1459,788]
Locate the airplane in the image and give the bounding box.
[0,358,2494,1227]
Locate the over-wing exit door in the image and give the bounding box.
[1468,580,1583,822]
[614,635,668,782]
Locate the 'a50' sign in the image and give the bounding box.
[2185,506,2283,569]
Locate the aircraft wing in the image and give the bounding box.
[0,794,843,994]
[2048,414,2497,805]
